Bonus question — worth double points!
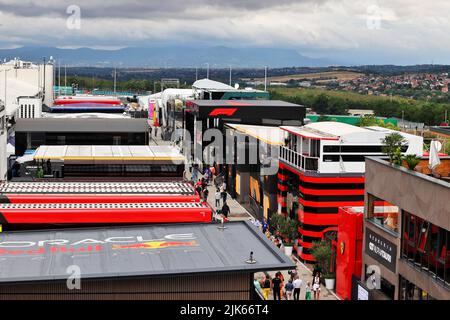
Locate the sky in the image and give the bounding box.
[0,0,449,65]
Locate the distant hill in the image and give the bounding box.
[0,46,333,68]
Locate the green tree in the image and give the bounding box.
[381,133,406,165]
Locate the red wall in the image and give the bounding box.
[335,207,363,300]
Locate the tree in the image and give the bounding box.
[311,241,334,276]
[381,133,406,165]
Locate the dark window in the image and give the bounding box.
[323,155,382,162]
[323,145,384,153]
[401,211,450,289]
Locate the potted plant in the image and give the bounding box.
[279,216,298,256]
[311,241,335,290]
[381,133,406,165]
[403,154,421,170]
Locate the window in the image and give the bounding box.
[400,276,435,300]
[401,211,450,289]
[367,195,400,234]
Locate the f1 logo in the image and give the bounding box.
[209,108,238,117]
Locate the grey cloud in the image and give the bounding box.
[0,0,323,19]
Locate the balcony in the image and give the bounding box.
[279,146,319,172]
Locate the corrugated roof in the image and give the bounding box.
[225,123,285,146]
[15,118,149,133]
[0,221,294,283]
[33,145,184,161]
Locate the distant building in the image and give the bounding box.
[0,58,54,118]
[347,109,375,117]
[0,101,6,181]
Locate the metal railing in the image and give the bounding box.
[279,146,319,172]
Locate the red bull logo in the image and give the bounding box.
[112,240,198,250]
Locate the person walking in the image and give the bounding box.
[284,279,294,300]
[221,201,230,219]
[278,271,285,299]
[195,179,203,196]
[214,188,221,208]
[293,275,303,300]
[220,181,227,203]
[253,277,263,298]
[271,273,282,300]
[202,188,209,203]
[262,218,268,234]
[305,281,312,300]
[312,273,321,300]
[262,275,271,300]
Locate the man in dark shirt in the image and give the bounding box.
[221,202,230,218]
[271,274,282,300]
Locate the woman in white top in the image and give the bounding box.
[312,273,321,300]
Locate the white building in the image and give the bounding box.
[0,100,7,181]
[279,122,423,174]
[0,58,54,118]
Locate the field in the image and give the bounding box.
[242,71,363,83]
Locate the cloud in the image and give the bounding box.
[0,0,449,64]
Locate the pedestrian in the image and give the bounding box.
[221,201,230,219]
[262,218,268,234]
[271,273,282,300]
[214,188,221,208]
[312,263,322,278]
[278,271,285,299]
[220,181,227,202]
[202,188,209,202]
[262,275,271,300]
[192,165,199,183]
[284,279,294,300]
[312,273,321,300]
[195,179,202,196]
[305,281,312,300]
[253,277,263,298]
[293,275,303,300]
[201,178,208,190]
[289,268,298,282]
[276,237,282,249]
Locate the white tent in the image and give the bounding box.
[429,140,442,170]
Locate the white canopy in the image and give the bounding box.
[429,140,442,170]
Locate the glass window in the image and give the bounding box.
[401,211,450,289]
[367,195,400,234]
[400,276,436,300]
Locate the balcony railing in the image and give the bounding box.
[279,146,319,172]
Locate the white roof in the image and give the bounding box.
[33,145,184,162]
[42,112,130,119]
[226,123,284,145]
[192,78,235,91]
[282,122,380,140]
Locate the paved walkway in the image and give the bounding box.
[150,130,337,300]
[254,255,338,300]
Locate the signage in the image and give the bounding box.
[365,228,397,272]
[357,284,369,300]
[0,233,198,256]
[208,108,238,117]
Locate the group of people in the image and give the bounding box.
[254,266,323,301]
[190,164,230,220]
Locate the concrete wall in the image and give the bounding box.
[365,157,450,231]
